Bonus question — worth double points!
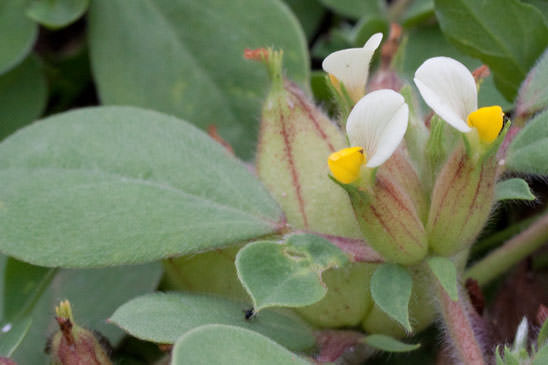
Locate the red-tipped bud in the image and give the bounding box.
[48,300,112,365]
[256,50,361,238]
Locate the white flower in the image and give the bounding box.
[414,57,503,143]
[347,89,409,167]
[322,33,383,102]
[328,89,409,184]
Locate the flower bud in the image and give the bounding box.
[427,145,497,255]
[256,50,361,238]
[47,300,112,365]
[340,171,428,265]
[380,148,428,222]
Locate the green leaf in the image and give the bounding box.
[401,24,511,110]
[0,0,37,74]
[3,259,55,320]
[26,0,89,29]
[319,0,384,19]
[0,316,31,357]
[283,0,325,40]
[402,0,434,28]
[0,258,54,357]
[516,49,548,119]
[88,0,308,160]
[523,0,548,23]
[538,317,548,348]
[362,334,420,352]
[352,12,389,47]
[533,344,548,365]
[504,346,521,365]
[495,178,536,201]
[370,263,413,332]
[427,257,459,301]
[13,263,162,364]
[236,234,348,311]
[171,324,310,365]
[506,109,548,174]
[110,292,315,351]
[0,106,282,268]
[0,56,47,140]
[435,0,548,100]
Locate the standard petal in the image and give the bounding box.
[346,89,409,168]
[414,57,476,132]
[363,32,383,51]
[322,33,383,99]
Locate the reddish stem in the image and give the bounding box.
[437,284,486,365]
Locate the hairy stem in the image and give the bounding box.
[437,284,486,365]
[466,211,548,286]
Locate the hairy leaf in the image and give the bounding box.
[88,0,308,159]
[435,0,548,100]
[236,234,348,311]
[0,106,282,267]
[171,324,309,365]
[110,292,315,351]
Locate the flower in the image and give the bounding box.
[328,89,409,184]
[322,33,383,102]
[414,57,503,144]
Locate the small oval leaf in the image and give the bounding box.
[26,0,89,29]
[236,234,348,311]
[427,257,458,301]
[362,334,420,353]
[110,292,315,352]
[171,324,310,365]
[370,263,413,332]
[495,178,535,201]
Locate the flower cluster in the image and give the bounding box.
[325,34,506,263]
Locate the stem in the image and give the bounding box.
[436,284,486,365]
[466,211,548,286]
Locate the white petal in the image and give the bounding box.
[322,33,383,97]
[363,32,383,51]
[414,57,476,132]
[346,89,409,168]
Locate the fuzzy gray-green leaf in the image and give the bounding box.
[370,263,413,332]
[110,292,315,351]
[506,110,548,175]
[236,235,348,311]
[363,334,420,352]
[171,324,310,365]
[0,106,282,268]
[26,0,89,29]
[495,178,535,201]
[88,0,308,159]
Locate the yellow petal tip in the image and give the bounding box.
[467,105,504,143]
[328,147,365,184]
